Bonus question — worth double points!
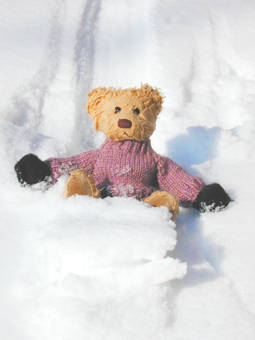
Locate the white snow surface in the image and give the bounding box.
[1,0,255,339]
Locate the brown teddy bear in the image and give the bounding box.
[14,84,231,220]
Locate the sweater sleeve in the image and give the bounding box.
[46,149,99,183]
[154,153,204,203]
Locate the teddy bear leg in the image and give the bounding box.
[144,191,179,221]
[64,169,100,199]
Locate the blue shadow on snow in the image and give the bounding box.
[166,126,220,175]
[165,126,225,288]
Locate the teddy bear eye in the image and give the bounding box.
[133,108,140,115]
[115,106,121,113]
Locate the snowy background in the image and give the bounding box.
[1,0,255,339]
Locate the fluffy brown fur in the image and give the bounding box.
[86,84,163,141]
[64,170,100,198]
[143,191,179,221]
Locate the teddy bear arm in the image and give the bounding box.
[47,149,99,183]
[155,155,204,204]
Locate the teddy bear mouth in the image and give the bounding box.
[118,119,132,129]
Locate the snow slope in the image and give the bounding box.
[1,0,255,339]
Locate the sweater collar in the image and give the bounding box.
[101,138,151,153]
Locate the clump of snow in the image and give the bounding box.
[0,177,185,339]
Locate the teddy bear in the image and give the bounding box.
[14,84,231,220]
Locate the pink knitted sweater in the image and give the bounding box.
[47,138,204,203]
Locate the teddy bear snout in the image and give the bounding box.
[118,119,132,128]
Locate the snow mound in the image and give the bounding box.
[1,180,185,340]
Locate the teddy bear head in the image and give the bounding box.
[86,84,163,142]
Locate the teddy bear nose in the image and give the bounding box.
[118,119,132,128]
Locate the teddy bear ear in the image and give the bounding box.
[86,88,108,119]
[140,84,163,115]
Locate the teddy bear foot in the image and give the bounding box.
[144,191,179,221]
[64,169,100,199]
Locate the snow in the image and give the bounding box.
[1,0,255,339]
